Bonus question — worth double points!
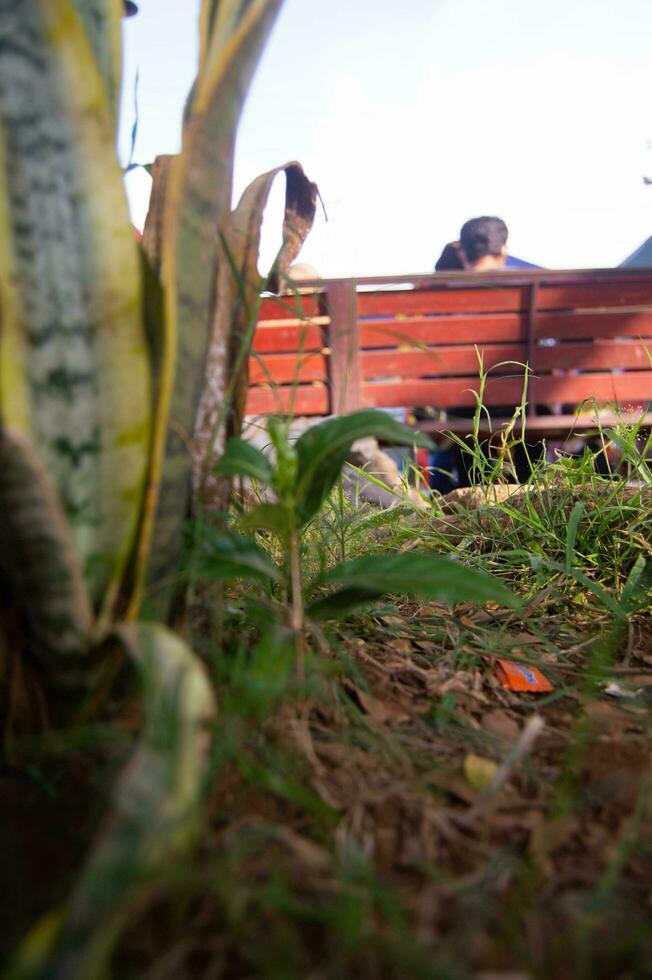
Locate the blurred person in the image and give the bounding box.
[434,215,508,271]
[429,217,543,490]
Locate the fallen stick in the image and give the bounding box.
[470,714,545,816]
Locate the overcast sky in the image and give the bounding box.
[120,0,652,275]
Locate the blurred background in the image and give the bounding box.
[120,0,652,276]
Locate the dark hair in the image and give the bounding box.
[460,216,508,263]
[434,241,467,271]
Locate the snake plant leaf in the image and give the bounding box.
[0,0,151,615]
[71,0,123,113]
[46,622,216,979]
[140,154,175,275]
[144,0,284,615]
[0,428,93,665]
[295,410,434,526]
[193,161,318,509]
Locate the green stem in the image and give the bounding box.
[289,527,305,681]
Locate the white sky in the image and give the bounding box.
[120,0,652,276]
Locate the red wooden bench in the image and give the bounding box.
[247,268,652,437]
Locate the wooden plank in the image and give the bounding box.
[415,412,652,436]
[361,371,652,410]
[355,280,652,320]
[356,311,652,350]
[538,280,652,312]
[358,314,527,347]
[326,280,362,413]
[362,376,526,409]
[258,293,322,321]
[357,285,528,317]
[357,342,651,383]
[535,310,652,341]
[245,383,329,416]
[533,341,652,373]
[537,371,652,405]
[252,323,324,353]
[303,267,652,290]
[360,344,526,380]
[355,311,652,352]
[249,350,328,385]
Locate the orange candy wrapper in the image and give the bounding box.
[494,658,553,693]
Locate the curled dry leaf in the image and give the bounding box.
[195,162,318,508]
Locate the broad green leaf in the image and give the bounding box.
[0,428,93,663]
[213,437,274,484]
[191,526,280,584]
[295,410,434,525]
[146,0,284,614]
[241,501,292,537]
[268,416,298,497]
[308,553,521,620]
[0,1,151,614]
[46,622,215,978]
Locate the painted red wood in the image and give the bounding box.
[361,371,652,410]
[361,377,526,409]
[249,271,652,424]
[358,315,528,347]
[359,341,652,380]
[258,293,323,321]
[355,278,652,320]
[356,312,652,352]
[360,345,526,379]
[534,311,652,341]
[537,370,652,405]
[249,351,328,384]
[533,341,652,372]
[357,286,528,317]
[537,280,652,311]
[251,323,324,353]
[326,280,362,412]
[245,384,329,416]
[416,412,652,436]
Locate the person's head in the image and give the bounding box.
[459,216,508,270]
[434,241,466,271]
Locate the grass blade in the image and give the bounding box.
[565,501,585,571]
